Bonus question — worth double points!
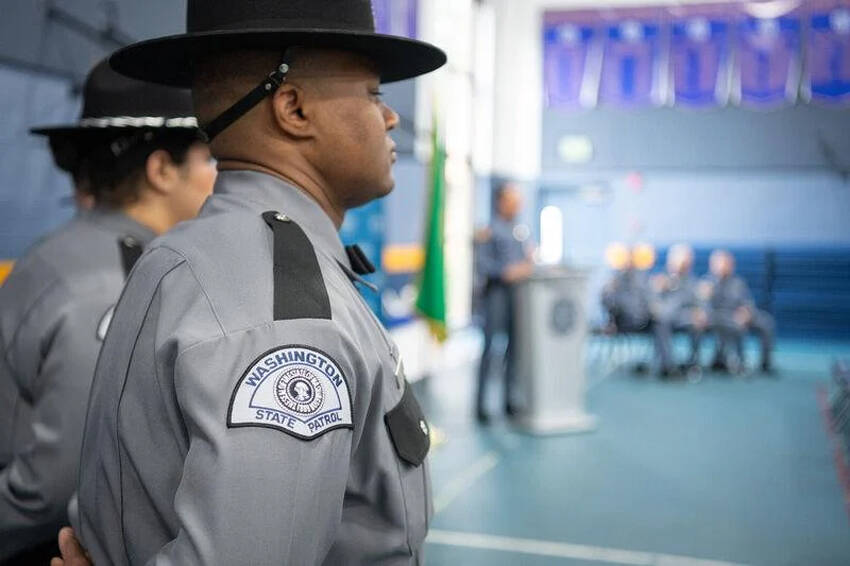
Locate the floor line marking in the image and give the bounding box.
[433,451,500,514]
[426,529,751,566]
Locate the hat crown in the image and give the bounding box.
[81,60,194,120]
[187,0,377,34]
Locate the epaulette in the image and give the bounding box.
[262,211,332,321]
[118,236,144,277]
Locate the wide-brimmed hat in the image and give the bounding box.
[109,0,447,88]
[31,59,198,138]
[30,59,199,173]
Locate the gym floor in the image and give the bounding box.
[416,336,850,566]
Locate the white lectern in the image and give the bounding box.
[513,267,598,435]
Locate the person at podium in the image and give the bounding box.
[476,182,534,423]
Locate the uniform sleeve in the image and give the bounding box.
[736,278,754,309]
[0,347,18,470]
[143,320,365,566]
[0,290,102,558]
[479,236,508,280]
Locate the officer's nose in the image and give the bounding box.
[383,103,399,132]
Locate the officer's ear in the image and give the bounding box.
[144,149,181,196]
[270,83,314,139]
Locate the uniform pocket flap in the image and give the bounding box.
[384,385,430,467]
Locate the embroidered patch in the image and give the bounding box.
[96,305,115,341]
[228,345,353,440]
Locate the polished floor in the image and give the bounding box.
[416,335,850,566]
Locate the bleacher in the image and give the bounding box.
[653,247,850,340]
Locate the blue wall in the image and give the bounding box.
[539,170,850,263]
[539,104,850,334]
[0,65,79,259]
[540,104,850,254]
[0,0,188,259]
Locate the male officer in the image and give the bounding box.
[0,60,214,563]
[651,244,708,378]
[476,182,534,423]
[601,244,652,334]
[706,250,776,374]
[73,2,446,564]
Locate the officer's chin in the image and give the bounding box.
[377,175,395,198]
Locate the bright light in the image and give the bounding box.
[539,206,564,265]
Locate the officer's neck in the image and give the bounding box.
[122,198,175,236]
[217,160,346,228]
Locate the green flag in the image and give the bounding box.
[415,116,448,342]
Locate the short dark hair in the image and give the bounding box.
[494,180,518,203]
[79,129,202,208]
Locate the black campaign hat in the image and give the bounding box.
[31,59,198,138]
[30,59,199,174]
[109,0,447,88]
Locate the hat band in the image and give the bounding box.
[78,116,199,129]
[190,17,376,34]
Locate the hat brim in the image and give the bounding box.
[110,29,447,88]
[31,122,199,138]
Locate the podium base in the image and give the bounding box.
[515,411,598,436]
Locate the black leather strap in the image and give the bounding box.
[202,51,293,142]
[345,244,376,275]
[262,211,332,321]
[118,236,143,277]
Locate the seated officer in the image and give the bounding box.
[651,243,708,378]
[601,243,652,334]
[705,250,776,374]
[0,60,214,564]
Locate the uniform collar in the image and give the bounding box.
[493,216,515,230]
[209,170,349,267]
[83,207,157,245]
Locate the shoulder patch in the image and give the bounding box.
[228,345,353,440]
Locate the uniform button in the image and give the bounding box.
[419,420,429,436]
[274,213,291,222]
[123,236,137,247]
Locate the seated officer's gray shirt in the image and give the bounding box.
[0,210,154,560]
[710,276,753,313]
[658,274,701,322]
[78,170,432,566]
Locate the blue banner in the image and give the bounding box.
[373,0,417,39]
[736,16,801,108]
[671,17,730,106]
[807,6,850,104]
[543,22,596,108]
[599,20,665,107]
[340,200,386,320]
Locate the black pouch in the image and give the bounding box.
[385,385,431,467]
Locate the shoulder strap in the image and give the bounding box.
[118,236,144,277]
[262,211,332,321]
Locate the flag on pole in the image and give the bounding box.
[415,115,448,342]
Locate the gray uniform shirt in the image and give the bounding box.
[77,170,432,566]
[656,274,702,323]
[601,269,651,328]
[709,276,753,314]
[479,217,526,283]
[0,209,154,560]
